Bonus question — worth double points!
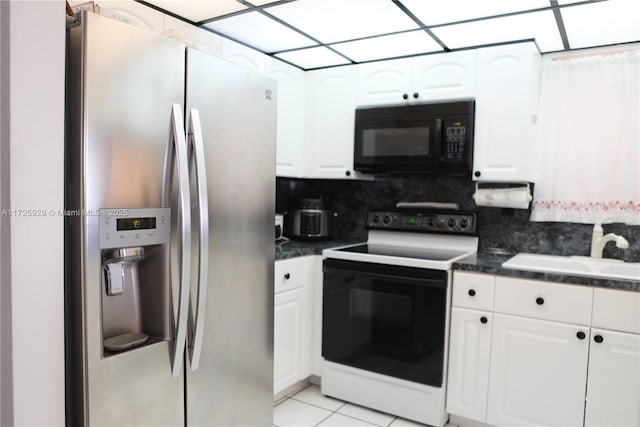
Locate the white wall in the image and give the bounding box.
[3,1,65,425]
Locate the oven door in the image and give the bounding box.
[322,258,447,387]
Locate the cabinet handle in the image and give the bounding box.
[402,93,409,100]
[468,289,476,297]
[594,335,604,344]
[474,171,481,178]
[284,273,291,280]
[413,92,419,99]
[480,316,488,324]
[536,297,545,305]
[576,331,586,340]
[345,170,351,177]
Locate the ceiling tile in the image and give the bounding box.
[267,0,419,43]
[332,30,443,62]
[145,0,247,22]
[560,0,640,49]
[275,46,351,69]
[249,0,287,5]
[204,11,316,52]
[401,0,551,26]
[432,10,564,52]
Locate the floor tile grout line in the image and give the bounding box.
[288,395,346,413]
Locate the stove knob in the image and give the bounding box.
[459,218,469,229]
[383,215,391,224]
[372,214,381,224]
[426,217,436,227]
[448,218,457,228]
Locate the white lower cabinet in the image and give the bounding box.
[446,308,492,421]
[273,256,315,396]
[448,273,640,427]
[486,314,589,427]
[274,287,305,394]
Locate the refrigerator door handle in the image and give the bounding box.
[187,109,209,371]
[163,104,192,378]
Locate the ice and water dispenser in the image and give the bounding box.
[99,208,172,355]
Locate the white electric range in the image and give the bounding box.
[321,209,478,427]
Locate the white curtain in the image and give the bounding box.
[530,46,640,225]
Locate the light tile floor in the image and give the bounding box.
[274,384,433,427]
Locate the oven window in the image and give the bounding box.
[362,127,430,157]
[322,259,447,387]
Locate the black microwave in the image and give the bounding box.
[353,100,475,174]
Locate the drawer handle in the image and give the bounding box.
[284,273,291,280]
[536,297,545,305]
[468,289,476,297]
[576,331,586,340]
[594,335,604,344]
[480,316,488,324]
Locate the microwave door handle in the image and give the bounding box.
[162,104,192,378]
[434,118,443,160]
[186,109,209,372]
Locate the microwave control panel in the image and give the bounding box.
[443,116,470,161]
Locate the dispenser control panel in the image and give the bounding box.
[99,207,170,249]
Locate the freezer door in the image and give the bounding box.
[65,12,186,426]
[185,48,276,426]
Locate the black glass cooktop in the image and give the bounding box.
[338,243,469,261]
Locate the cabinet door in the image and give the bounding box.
[267,59,306,177]
[274,288,304,395]
[585,328,640,427]
[446,307,492,422]
[305,66,358,179]
[221,38,266,73]
[487,314,589,426]
[474,43,541,182]
[356,58,412,106]
[413,50,477,102]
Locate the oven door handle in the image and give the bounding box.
[326,268,446,289]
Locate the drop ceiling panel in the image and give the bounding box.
[432,10,564,52]
[561,0,640,49]
[204,11,316,52]
[275,46,351,69]
[146,0,247,22]
[332,30,443,62]
[401,0,552,26]
[266,0,419,43]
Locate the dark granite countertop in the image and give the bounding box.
[275,242,640,292]
[275,239,357,261]
[454,252,640,292]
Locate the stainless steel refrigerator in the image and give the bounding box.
[65,11,275,426]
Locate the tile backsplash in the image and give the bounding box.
[276,175,640,262]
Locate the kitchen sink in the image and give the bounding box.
[502,253,640,282]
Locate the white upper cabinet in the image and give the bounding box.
[356,58,413,106]
[305,66,361,179]
[93,0,164,34]
[267,59,306,178]
[412,50,477,102]
[221,39,266,73]
[473,42,541,182]
[161,15,222,58]
[357,50,477,107]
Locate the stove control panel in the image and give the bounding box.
[366,210,476,234]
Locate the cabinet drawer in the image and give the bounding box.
[274,257,309,294]
[592,288,640,334]
[453,271,495,311]
[494,276,593,325]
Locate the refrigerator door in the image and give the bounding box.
[184,48,276,425]
[66,13,186,426]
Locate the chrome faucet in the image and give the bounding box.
[590,222,629,258]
